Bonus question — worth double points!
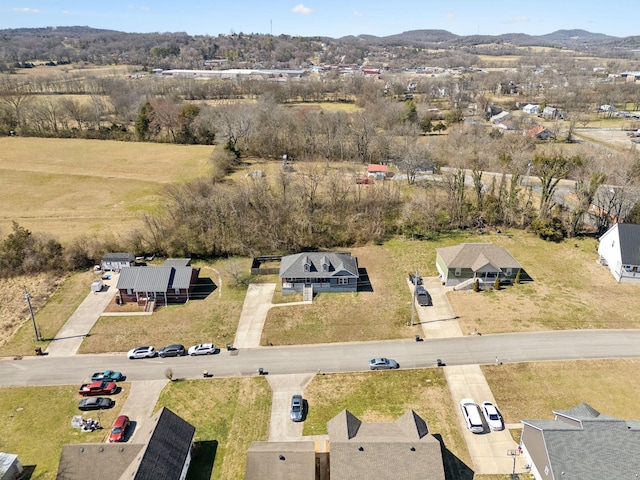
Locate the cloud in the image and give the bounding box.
[291,4,313,15]
[140,6,150,11]
[503,16,530,24]
[353,11,364,17]
[446,12,458,19]
[12,7,40,13]
[61,10,69,14]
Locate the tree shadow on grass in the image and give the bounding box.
[186,440,218,480]
[432,434,474,480]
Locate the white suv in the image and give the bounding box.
[460,398,484,433]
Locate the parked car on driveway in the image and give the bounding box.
[369,358,400,370]
[460,398,484,434]
[290,394,304,422]
[91,370,124,382]
[187,343,216,356]
[158,344,187,358]
[127,346,156,359]
[78,397,114,411]
[482,401,504,431]
[78,380,117,396]
[416,286,432,306]
[108,415,130,443]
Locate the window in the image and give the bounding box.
[455,268,461,276]
[337,278,349,285]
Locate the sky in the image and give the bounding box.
[1,0,638,39]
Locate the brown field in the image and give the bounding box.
[13,63,137,78]
[0,137,213,242]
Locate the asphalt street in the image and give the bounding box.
[3,329,639,388]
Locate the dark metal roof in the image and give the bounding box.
[163,258,192,267]
[522,403,640,480]
[116,266,194,292]
[279,252,359,279]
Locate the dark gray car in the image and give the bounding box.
[290,395,304,422]
[158,344,186,358]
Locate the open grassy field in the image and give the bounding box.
[0,384,130,479]
[0,137,213,242]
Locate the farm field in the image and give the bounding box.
[0,137,213,242]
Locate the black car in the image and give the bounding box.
[416,286,432,306]
[158,344,187,358]
[78,397,114,411]
[408,273,423,285]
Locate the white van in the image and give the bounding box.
[460,398,484,433]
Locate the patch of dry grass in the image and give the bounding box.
[0,137,213,241]
[155,377,271,480]
[0,271,91,357]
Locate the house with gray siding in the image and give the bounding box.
[279,252,359,295]
[520,403,640,480]
[435,243,527,287]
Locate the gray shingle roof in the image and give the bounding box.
[522,403,640,480]
[436,243,522,270]
[279,252,358,279]
[615,223,640,265]
[102,252,135,262]
[56,444,144,480]
[327,410,445,480]
[245,441,316,480]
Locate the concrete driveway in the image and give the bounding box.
[115,379,168,443]
[266,373,315,441]
[413,277,463,338]
[233,284,276,348]
[45,273,118,356]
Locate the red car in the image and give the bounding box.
[108,415,130,443]
[78,380,117,396]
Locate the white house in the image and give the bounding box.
[598,223,640,283]
[522,104,539,115]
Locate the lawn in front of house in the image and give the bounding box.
[155,377,271,480]
[0,384,129,480]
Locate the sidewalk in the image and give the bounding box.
[45,273,119,356]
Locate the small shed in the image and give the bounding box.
[0,453,23,480]
[367,164,388,180]
[101,253,135,271]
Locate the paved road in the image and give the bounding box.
[3,330,639,387]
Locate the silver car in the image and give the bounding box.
[369,358,400,370]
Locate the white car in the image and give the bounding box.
[482,401,504,431]
[188,343,216,356]
[127,346,156,359]
[460,398,484,433]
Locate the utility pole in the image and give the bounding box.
[24,287,41,341]
[410,270,418,326]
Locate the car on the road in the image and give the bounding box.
[187,343,216,356]
[108,415,130,443]
[408,273,423,285]
[78,397,114,411]
[369,358,400,370]
[91,369,124,382]
[416,286,432,306]
[481,401,504,431]
[127,346,157,359]
[290,394,304,422]
[460,398,484,434]
[78,380,118,396]
[158,344,187,358]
